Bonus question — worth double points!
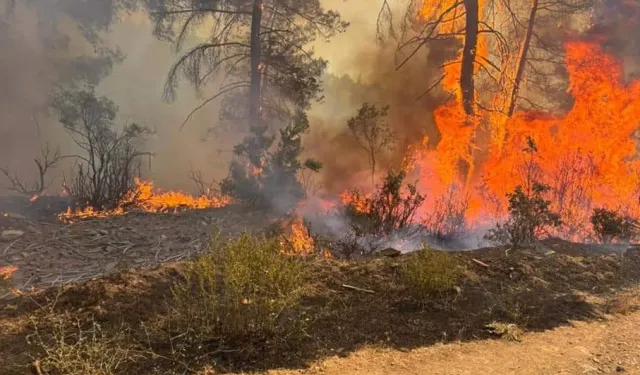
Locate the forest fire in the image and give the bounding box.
[405,38,640,240]
[58,178,233,221]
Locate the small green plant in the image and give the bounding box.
[401,247,463,299]
[170,233,306,345]
[485,182,561,247]
[590,208,638,243]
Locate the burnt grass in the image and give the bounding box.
[1,240,640,374]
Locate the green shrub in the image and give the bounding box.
[590,208,638,243]
[484,182,561,246]
[170,233,306,345]
[401,247,463,299]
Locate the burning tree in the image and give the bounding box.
[221,109,322,213]
[347,103,395,186]
[51,87,153,209]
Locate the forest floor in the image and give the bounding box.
[1,201,640,374]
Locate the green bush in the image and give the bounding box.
[401,247,463,299]
[590,208,638,243]
[484,182,561,246]
[170,233,307,344]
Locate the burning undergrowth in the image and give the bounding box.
[57,178,233,222]
[300,36,640,251]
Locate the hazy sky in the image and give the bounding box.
[315,0,381,76]
[90,1,384,190]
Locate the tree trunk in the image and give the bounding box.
[370,150,376,187]
[506,0,538,117]
[249,0,263,129]
[460,0,479,117]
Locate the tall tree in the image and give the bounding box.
[146,0,348,130]
[347,103,395,186]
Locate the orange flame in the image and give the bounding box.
[340,190,371,214]
[59,178,233,221]
[283,215,314,255]
[0,265,18,278]
[406,39,640,239]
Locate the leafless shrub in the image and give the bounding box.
[0,144,66,197]
[188,165,219,198]
[334,171,425,259]
[29,315,136,375]
[298,167,324,198]
[52,87,153,209]
[549,151,598,236]
[423,185,469,241]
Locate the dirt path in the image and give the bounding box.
[266,312,640,375]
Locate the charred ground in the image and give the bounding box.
[1,200,639,374]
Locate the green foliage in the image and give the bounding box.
[590,208,639,243]
[345,170,425,236]
[485,183,561,246]
[401,247,463,299]
[221,110,321,212]
[170,233,306,345]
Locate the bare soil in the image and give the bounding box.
[0,204,272,293]
[265,307,640,375]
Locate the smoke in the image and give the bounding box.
[305,3,453,195]
[0,2,242,195]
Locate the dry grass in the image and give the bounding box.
[605,292,639,315]
[400,247,464,299]
[486,321,524,342]
[29,314,136,375]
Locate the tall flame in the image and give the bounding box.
[408,38,640,239]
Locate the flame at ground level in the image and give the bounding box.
[407,40,640,240]
[59,178,233,221]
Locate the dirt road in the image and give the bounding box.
[266,312,640,375]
